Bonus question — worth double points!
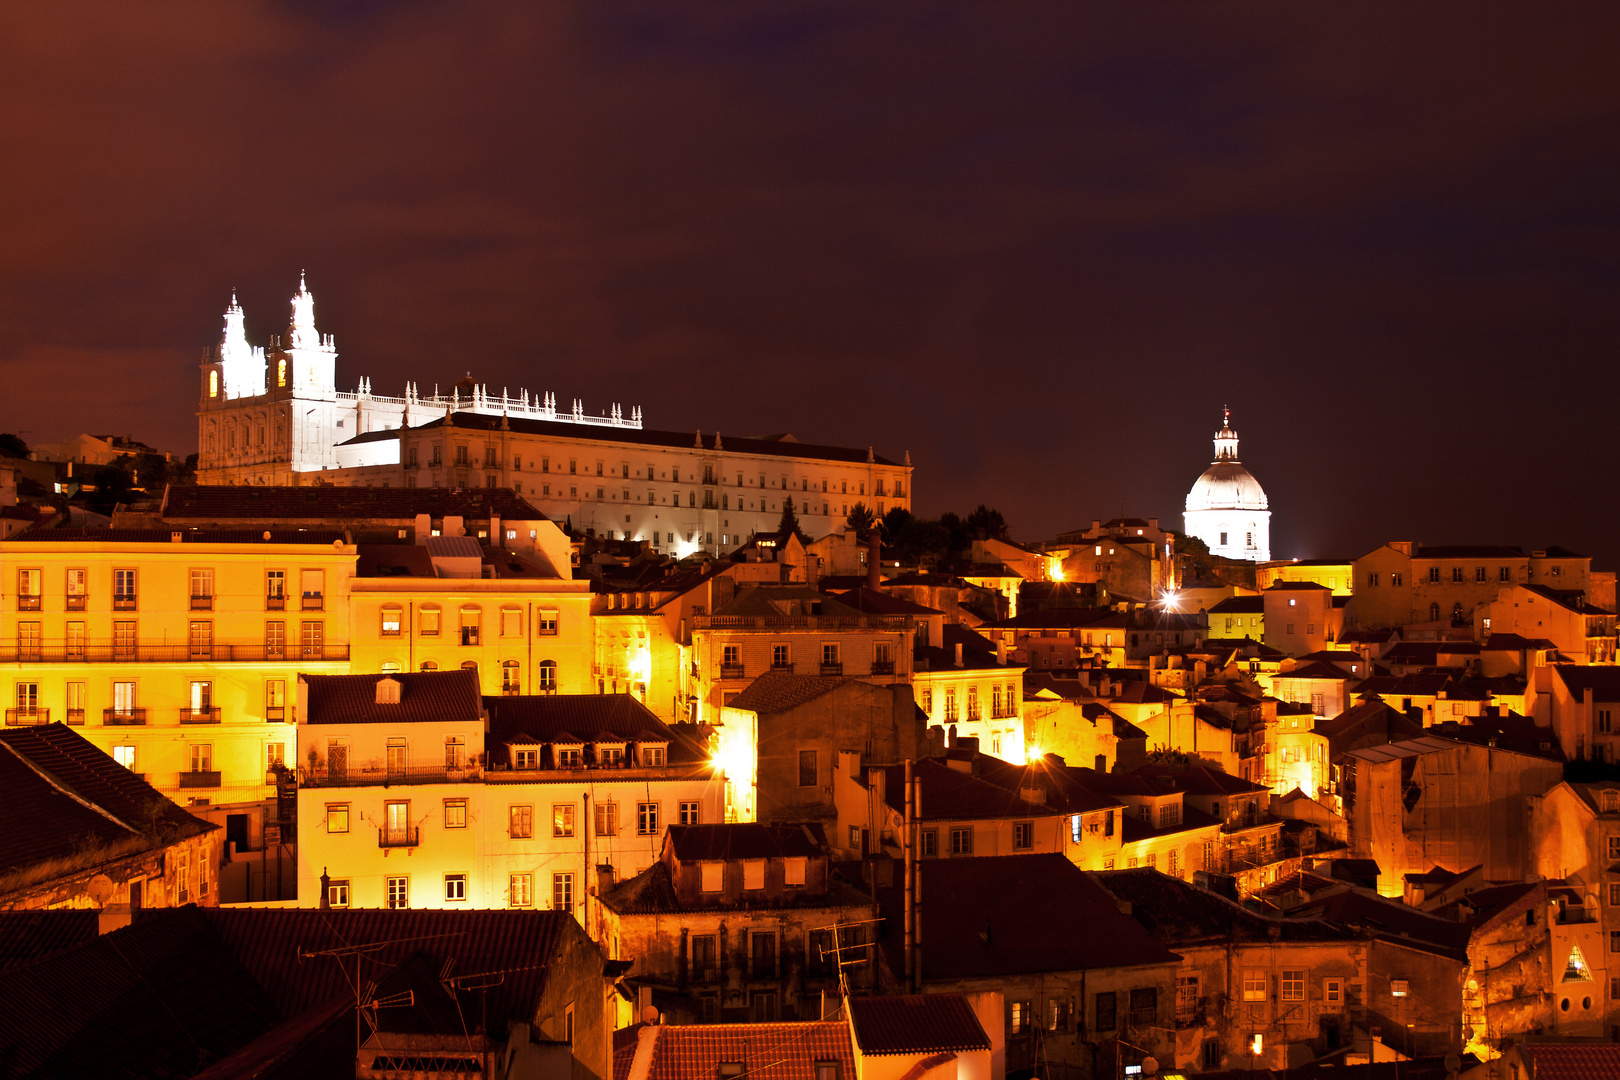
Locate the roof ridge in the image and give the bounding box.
[0,738,142,837]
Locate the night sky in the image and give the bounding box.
[3,5,1618,566]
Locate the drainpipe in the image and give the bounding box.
[904,758,914,992]
[582,793,591,935]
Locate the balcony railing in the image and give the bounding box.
[179,707,222,724]
[5,707,48,726]
[65,708,84,725]
[113,595,137,611]
[104,709,147,725]
[265,595,285,611]
[871,660,895,675]
[693,614,916,631]
[16,596,40,611]
[65,595,86,611]
[378,826,420,848]
[178,770,221,788]
[302,764,481,788]
[820,661,844,676]
[190,595,213,611]
[720,663,746,679]
[266,706,286,722]
[992,706,1019,719]
[0,642,349,663]
[770,661,796,674]
[301,595,324,611]
[689,965,719,983]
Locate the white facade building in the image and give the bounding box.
[196,277,912,555]
[1183,408,1270,563]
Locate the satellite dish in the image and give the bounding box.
[641,1005,660,1024]
[85,874,115,906]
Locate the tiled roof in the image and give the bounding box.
[643,1021,857,1080]
[484,695,709,767]
[9,527,349,544]
[1294,889,1470,962]
[1275,661,1356,682]
[1522,1043,1620,1080]
[1096,868,1351,944]
[1413,545,1525,559]
[666,823,826,862]
[847,994,991,1055]
[1428,881,1541,932]
[1208,596,1264,614]
[0,910,101,972]
[881,854,1180,978]
[160,484,549,522]
[1131,763,1268,797]
[415,411,906,468]
[725,672,854,715]
[301,670,483,725]
[1521,583,1612,615]
[0,723,216,880]
[354,542,437,577]
[1265,581,1331,591]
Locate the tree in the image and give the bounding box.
[776,497,806,542]
[963,504,1009,542]
[0,433,27,458]
[881,506,913,537]
[846,502,876,535]
[1144,747,1225,773]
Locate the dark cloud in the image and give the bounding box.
[2,2,1619,564]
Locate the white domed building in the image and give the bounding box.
[1184,408,1270,563]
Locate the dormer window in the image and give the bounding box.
[556,746,582,768]
[515,748,538,770]
[641,744,668,767]
[375,677,402,705]
[1603,791,1620,813]
[598,744,626,767]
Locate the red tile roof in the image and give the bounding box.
[644,1021,856,1080]
[301,669,482,725]
[1523,1043,1620,1080]
[847,994,990,1055]
[160,484,549,522]
[725,672,855,715]
[667,823,826,862]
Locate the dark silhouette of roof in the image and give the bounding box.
[300,669,482,725]
[160,484,548,522]
[725,672,856,715]
[640,1021,857,1080]
[10,527,348,544]
[666,822,826,862]
[847,994,991,1055]
[1096,868,1353,944]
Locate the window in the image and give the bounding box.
[386,876,408,909]
[641,744,666,766]
[1500,566,1512,582]
[114,568,137,608]
[188,620,213,660]
[300,620,324,658]
[538,660,557,691]
[1282,969,1305,1001]
[189,568,214,609]
[328,880,350,908]
[510,873,533,907]
[772,643,791,669]
[546,803,574,837]
[265,679,286,722]
[1608,835,1620,861]
[300,569,324,610]
[386,737,408,778]
[950,827,973,855]
[678,800,700,826]
[1243,970,1265,1001]
[555,745,581,767]
[1428,566,1440,583]
[637,802,659,835]
[460,606,481,646]
[815,1063,838,1080]
[1476,565,1488,582]
[267,742,285,771]
[1367,571,1378,588]
[751,931,776,978]
[1159,802,1181,828]
[510,805,533,839]
[1177,974,1201,1015]
[501,660,521,694]
[113,744,135,770]
[595,801,619,836]
[1452,566,1464,583]
[799,749,818,787]
[1129,987,1157,1026]
[419,606,441,636]
[537,609,558,635]
[501,607,522,637]
[785,856,807,886]
[921,829,938,857]
[15,568,40,609]
[1013,822,1033,850]
[445,874,467,902]
[1390,572,1403,586]
[191,743,213,773]
[1095,991,1117,1031]
[443,799,467,829]
[1324,977,1343,1006]
[380,605,402,636]
[1010,1000,1031,1035]
[552,873,573,911]
[112,680,137,717]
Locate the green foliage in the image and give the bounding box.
[1145,746,1225,772]
[776,497,806,542]
[0,433,27,458]
[845,501,877,535]
[964,504,1009,541]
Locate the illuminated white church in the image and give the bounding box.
[1183,408,1270,563]
[194,276,912,554]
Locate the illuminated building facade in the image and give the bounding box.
[195,278,913,556]
[1183,408,1271,564]
[296,672,725,925]
[0,530,355,825]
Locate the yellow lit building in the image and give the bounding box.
[0,530,354,829]
[347,539,594,697]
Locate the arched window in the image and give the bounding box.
[380,661,401,674]
[501,660,521,695]
[460,606,481,646]
[420,660,438,672]
[1429,602,1440,622]
[380,605,403,637]
[277,358,287,387]
[208,370,218,398]
[538,660,557,692]
[419,605,441,636]
[460,660,478,672]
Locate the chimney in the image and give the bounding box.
[319,867,331,909]
[867,530,882,591]
[490,513,502,544]
[597,863,617,897]
[996,640,1007,664]
[954,643,964,668]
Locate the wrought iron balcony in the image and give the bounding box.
[178,770,221,788]
[770,661,796,674]
[65,595,86,611]
[378,826,420,848]
[0,642,349,663]
[820,661,844,676]
[65,708,84,725]
[870,660,895,675]
[720,663,746,679]
[190,595,213,611]
[5,707,48,726]
[179,707,222,724]
[301,595,324,611]
[265,595,285,611]
[16,596,40,611]
[113,595,137,611]
[104,708,147,725]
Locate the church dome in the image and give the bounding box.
[1185,409,1268,512]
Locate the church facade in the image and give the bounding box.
[1183,408,1270,563]
[196,277,912,554]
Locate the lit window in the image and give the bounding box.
[510,804,533,839]
[552,872,573,911]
